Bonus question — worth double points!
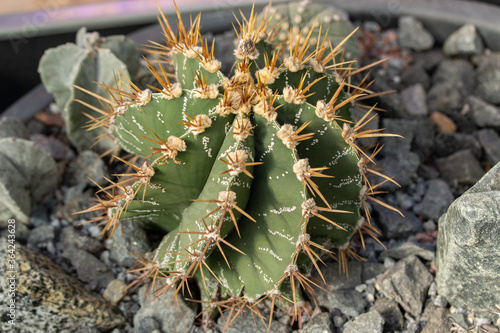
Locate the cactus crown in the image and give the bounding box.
[78,1,402,330]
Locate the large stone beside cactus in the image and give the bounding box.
[0,239,125,331]
[77,1,400,329]
[437,162,500,323]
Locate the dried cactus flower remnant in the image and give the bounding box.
[76,0,402,330]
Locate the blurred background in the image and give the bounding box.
[1,0,498,112]
[0,0,257,112]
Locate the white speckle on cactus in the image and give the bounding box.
[201,136,212,157]
[258,247,283,261]
[115,122,143,151]
[269,206,297,215]
[131,115,146,133]
[182,95,189,113]
[140,200,160,206]
[332,199,359,207]
[147,182,163,190]
[328,146,352,166]
[330,174,361,188]
[293,108,304,125]
[267,229,294,242]
[253,262,272,283]
[156,111,165,123]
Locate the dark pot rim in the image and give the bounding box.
[2,0,500,122]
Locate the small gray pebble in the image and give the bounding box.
[433,295,448,308]
[407,320,419,333]
[384,257,396,269]
[423,220,436,231]
[46,242,56,256]
[355,284,367,293]
[88,225,103,238]
[333,315,345,328]
[428,282,438,297]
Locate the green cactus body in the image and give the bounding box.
[79,1,400,328]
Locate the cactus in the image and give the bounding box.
[0,118,58,221]
[78,1,401,329]
[259,1,359,62]
[39,27,140,152]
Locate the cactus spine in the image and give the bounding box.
[79,1,401,329]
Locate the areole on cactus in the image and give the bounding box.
[77,0,402,330]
